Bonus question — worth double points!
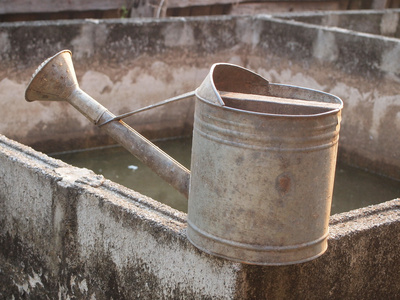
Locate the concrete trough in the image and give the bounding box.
[0,9,399,299]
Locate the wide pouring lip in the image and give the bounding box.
[25,49,78,103]
[195,63,343,118]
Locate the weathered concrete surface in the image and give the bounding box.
[278,9,400,37]
[0,134,239,299]
[0,12,399,179]
[237,201,400,299]
[1,134,399,299]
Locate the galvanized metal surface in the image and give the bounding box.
[188,64,343,265]
[25,52,343,265]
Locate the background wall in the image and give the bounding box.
[2,0,398,22]
[1,12,399,178]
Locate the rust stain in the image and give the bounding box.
[276,173,291,195]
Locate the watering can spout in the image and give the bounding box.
[25,50,191,198]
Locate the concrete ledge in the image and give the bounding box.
[1,134,399,299]
[0,134,239,299]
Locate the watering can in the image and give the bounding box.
[25,50,343,265]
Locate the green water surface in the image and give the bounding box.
[52,138,400,215]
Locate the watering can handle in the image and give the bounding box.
[98,91,196,127]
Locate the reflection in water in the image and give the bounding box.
[52,138,400,215]
[331,164,399,214]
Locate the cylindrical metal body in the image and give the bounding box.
[187,83,343,265]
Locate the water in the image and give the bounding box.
[51,137,400,215]
[52,138,191,213]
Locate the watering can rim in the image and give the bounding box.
[195,82,344,119]
[196,62,343,118]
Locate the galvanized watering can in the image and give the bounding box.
[25,50,343,265]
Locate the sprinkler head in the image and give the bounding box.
[25,50,78,103]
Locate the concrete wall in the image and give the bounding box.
[278,9,400,37]
[252,12,400,179]
[2,0,390,21]
[1,134,399,299]
[1,11,399,178]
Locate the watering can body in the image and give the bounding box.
[189,82,342,265]
[25,50,343,265]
